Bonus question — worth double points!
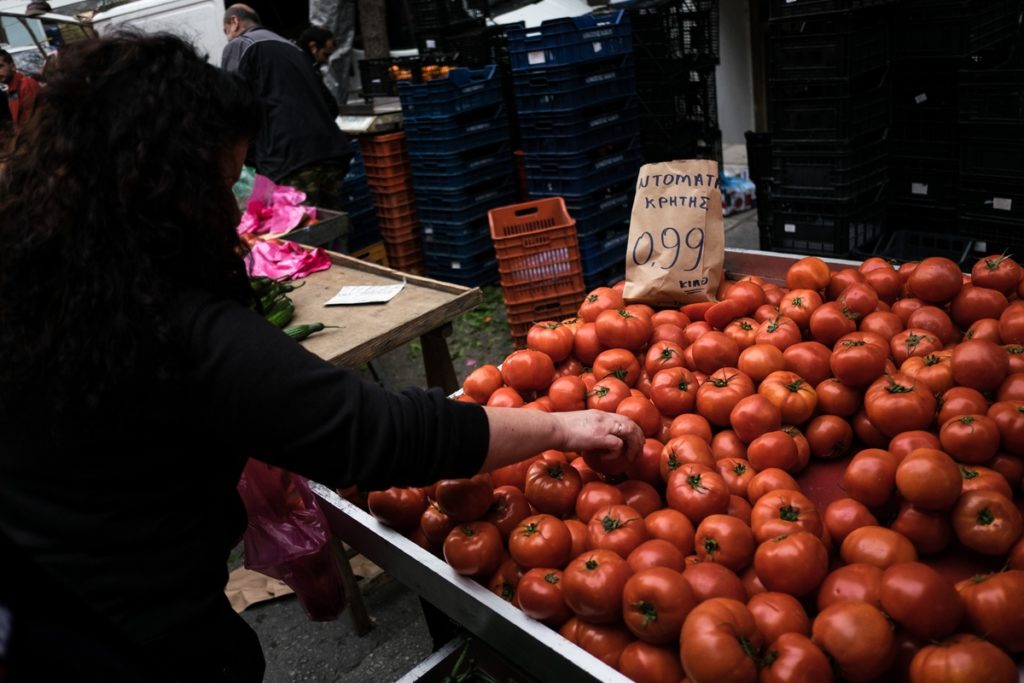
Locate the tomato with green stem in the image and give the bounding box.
[561,549,634,623]
[622,566,696,644]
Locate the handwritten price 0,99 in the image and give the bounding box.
[630,227,705,271]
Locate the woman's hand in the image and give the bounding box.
[552,409,644,463]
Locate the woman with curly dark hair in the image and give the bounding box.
[0,31,641,682]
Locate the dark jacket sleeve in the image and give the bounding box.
[179,294,489,489]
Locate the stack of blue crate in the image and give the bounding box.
[507,10,642,289]
[397,66,518,286]
[341,142,381,252]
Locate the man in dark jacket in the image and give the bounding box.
[221,5,352,238]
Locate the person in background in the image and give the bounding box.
[221,4,352,230]
[297,24,340,118]
[0,31,643,682]
[308,0,355,109]
[0,50,40,130]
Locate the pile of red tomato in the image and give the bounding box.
[366,253,1024,683]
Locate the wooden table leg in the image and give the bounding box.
[421,324,458,395]
[332,540,373,636]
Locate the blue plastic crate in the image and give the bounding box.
[409,142,513,180]
[580,229,629,274]
[513,54,636,113]
[525,137,643,197]
[583,261,625,289]
[413,165,514,195]
[518,99,639,155]
[507,11,633,72]
[404,105,510,155]
[562,180,634,227]
[422,229,494,259]
[397,65,504,118]
[424,251,499,286]
[415,176,516,214]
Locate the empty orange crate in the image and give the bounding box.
[385,234,422,260]
[363,155,411,178]
[372,188,417,209]
[376,200,418,223]
[488,197,584,303]
[507,291,585,327]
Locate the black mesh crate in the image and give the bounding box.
[641,126,722,165]
[959,60,1024,125]
[892,66,959,114]
[891,114,959,162]
[761,186,887,257]
[768,72,890,140]
[871,229,979,265]
[960,124,1024,179]
[768,12,889,81]
[770,134,888,199]
[893,0,1021,61]
[890,156,959,208]
[637,65,718,128]
[958,215,1024,253]
[959,176,1024,224]
[745,131,772,183]
[768,0,893,20]
[358,54,456,99]
[628,0,720,67]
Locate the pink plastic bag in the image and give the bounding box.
[237,460,344,621]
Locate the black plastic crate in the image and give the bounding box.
[768,12,889,81]
[519,100,640,155]
[358,54,456,99]
[958,215,1024,253]
[871,229,979,265]
[959,60,1024,125]
[769,72,890,140]
[628,0,720,67]
[769,0,894,20]
[636,64,718,127]
[959,175,1024,224]
[960,124,1024,179]
[770,134,888,199]
[640,126,722,165]
[892,66,960,114]
[763,186,886,257]
[413,0,481,31]
[887,202,959,235]
[745,131,772,182]
[891,115,959,162]
[890,156,959,207]
[893,0,1021,61]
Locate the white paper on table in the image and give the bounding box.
[325,279,406,305]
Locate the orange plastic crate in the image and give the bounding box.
[506,291,586,328]
[385,234,423,260]
[357,131,407,157]
[488,197,584,302]
[375,200,418,223]
[363,155,412,179]
[371,188,417,209]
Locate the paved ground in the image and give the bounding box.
[237,208,762,682]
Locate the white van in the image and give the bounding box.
[0,0,227,75]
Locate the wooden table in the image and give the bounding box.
[290,250,483,634]
[289,250,483,394]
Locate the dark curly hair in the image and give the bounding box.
[0,32,261,424]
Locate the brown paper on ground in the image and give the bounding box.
[623,159,724,307]
[226,566,294,613]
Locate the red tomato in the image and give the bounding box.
[952,489,1023,555]
[782,340,833,387]
[952,338,1010,392]
[841,448,898,507]
[627,538,687,573]
[483,485,532,540]
[586,375,631,412]
[758,370,818,425]
[586,504,649,557]
[830,331,890,387]
[750,489,822,543]
[420,500,457,546]
[648,366,699,417]
[680,598,763,683]
[738,343,786,383]
[779,288,823,331]
[615,395,661,438]
[909,634,1018,683]
[901,351,955,394]
[888,430,942,461]
[558,617,633,669]
[907,256,963,304]
[746,468,801,504]
[815,377,862,418]
[966,317,1003,343]
[829,266,867,298]
[724,317,760,350]
[618,641,686,683]
[809,302,858,347]
[625,437,664,486]
[907,305,959,347]
[696,367,756,427]
[500,349,555,393]
[546,375,587,412]
[895,448,962,510]
[859,310,905,341]
[591,347,640,387]
[515,568,572,627]
[879,562,963,640]
[760,632,834,683]
[890,328,943,366]
[595,308,651,351]
[951,286,1010,330]
[747,430,800,473]
[959,463,1013,498]
[890,501,954,556]
[578,286,624,322]
[462,364,504,403]
[561,548,634,623]
[865,267,903,304]
[643,340,685,377]
[669,412,714,443]
[442,521,504,578]
[617,479,662,517]
[804,415,853,460]
[659,434,715,481]
[367,486,428,531]
[816,563,883,611]
[689,330,740,374]
[526,320,574,363]
[694,514,756,573]
[747,591,810,644]
[572,322,604,366]
[756,314,804,352]
[988,400,1024,454]
[812,601,895,682]
[666,465,731,524]
[957,570,1024,652]
[524,458,582,517]
[644,508,695,556]
[508,514,572,569]
[787,256,831,291]
[823,498,878,546]
[574,481,624,523]
[622,566,697,644]
[838,282,879,319]
[840,526,918,569]
[729,394,782,444]
[863,373,937,438]
[754,531,829,597]
[434,473,493,522]
[999,300,1024,344]
[972,253,1023,294]
[938,386,989,425]
[939,414,999,463]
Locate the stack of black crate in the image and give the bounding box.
[957,35,1024,254]
[761,0,892,258]
[888,0,1021,250]
[628,0,722,167]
